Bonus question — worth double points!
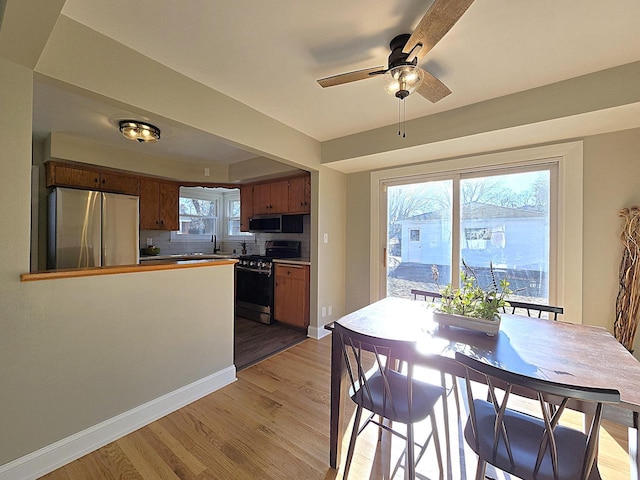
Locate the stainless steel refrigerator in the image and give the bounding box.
[48,187,140,269]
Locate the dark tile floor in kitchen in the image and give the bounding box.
[234,316,308,371]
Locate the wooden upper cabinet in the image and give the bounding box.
[251,174,311,216]
[46,162,139,196]
[158,182,179,231]
[288,175,311,214]
[139,179,179,230]
[46,162,99,190]
[99,172,140,195]
[240,186,253,232]
[252,183,272,215]
[270,179,289,212]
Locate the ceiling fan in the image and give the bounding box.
[317,0,474,103]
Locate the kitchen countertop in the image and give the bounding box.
[21,258,237,282]
[140,253,240,261]
[273,258,311,266]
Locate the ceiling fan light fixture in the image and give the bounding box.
[118,120,161,143]
[384,65,423,100]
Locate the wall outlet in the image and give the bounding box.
[328,305,332,316]
[323,233,329,243]
[321,306,327,318]
[146,237,153,246]
[204,167,210,177]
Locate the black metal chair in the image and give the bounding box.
[455,351,620,480]
[501,300,564,321]
[410,288,443,303]
[334,322,445,479]
[411,288,460,441]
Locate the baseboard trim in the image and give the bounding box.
[0,366,236,480]
[308,324,331,339]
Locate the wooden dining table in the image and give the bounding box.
[326,297,640,479]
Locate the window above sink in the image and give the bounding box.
[171,187,253,243]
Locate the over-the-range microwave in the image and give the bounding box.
[248,214,304,233]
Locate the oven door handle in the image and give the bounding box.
[236,267,272,275]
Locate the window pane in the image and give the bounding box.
[179,216,215,235]
[387,180,453,298]
[228,199,241,217]
[228,218,241,236]
[179,198,216,216]
[460,170,550,303]
[177,196,217,237]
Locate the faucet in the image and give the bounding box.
[212,234,221,253]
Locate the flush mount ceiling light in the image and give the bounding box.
[118,120,161,143]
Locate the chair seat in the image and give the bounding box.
[464,399,602,480]
[352,369,444,424]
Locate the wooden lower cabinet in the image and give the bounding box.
[274,263,310,329]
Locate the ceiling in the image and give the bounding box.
[32,0,640,167]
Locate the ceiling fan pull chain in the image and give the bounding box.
[398,98,402,136]
[403,99,406,138]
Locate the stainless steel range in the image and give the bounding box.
[235,240,301,324]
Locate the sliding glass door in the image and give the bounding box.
[386,178,453,297]
[385,165,554,304]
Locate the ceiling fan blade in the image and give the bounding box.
[417,71,451,103]
[317,66,386,88]
[403,0,475,62]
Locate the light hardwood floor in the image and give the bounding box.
[40,336,630,479]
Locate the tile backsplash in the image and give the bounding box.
[141,215,310,258]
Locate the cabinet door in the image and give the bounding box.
[139,179,160,229]
[158,182,179,230]
[288,175,311,214]
[252,183,272,214]
[270,180,289,213]
[240,186,253,232]
[274,264,309,328]
[100,172,140,195]
[48,163,99,190]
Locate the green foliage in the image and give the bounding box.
[434,262,512,321]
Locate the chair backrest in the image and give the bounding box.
[334,322,417,420]
[455,352,620,480]
[501,300,564,321]
[410,289,443,303]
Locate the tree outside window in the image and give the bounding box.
[178,197,217,236]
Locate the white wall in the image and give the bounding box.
[312,167,347,335]
[0,59,235,468]
[344,128,640,356]
[583,128,640,353]
[1,10,349,469]
[345,172,372,312]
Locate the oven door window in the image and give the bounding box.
[236,269,273,307]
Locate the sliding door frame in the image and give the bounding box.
[371,141,583,322]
